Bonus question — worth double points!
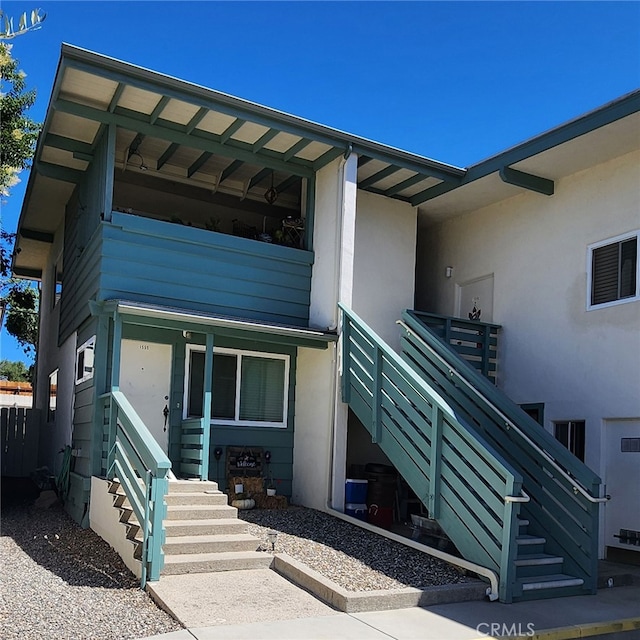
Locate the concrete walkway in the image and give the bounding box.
[140,583,640,640]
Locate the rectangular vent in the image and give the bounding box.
[621,438,640,453]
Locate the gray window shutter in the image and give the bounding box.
[592,242,621,305]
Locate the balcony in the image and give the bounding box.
[69,212,314,330]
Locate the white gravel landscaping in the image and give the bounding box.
[1,494,477,639]
[0,501,183,640]
[240,506,475,591]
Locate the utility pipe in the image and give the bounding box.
[325,506,501,602]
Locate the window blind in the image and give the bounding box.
[239,356,285,422]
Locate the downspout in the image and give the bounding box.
[325,145,352,506]
[325,508,501,601]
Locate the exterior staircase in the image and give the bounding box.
[339,304,604,603]
[513,518,585,598]
[109,478,271,578]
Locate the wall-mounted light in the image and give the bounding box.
[445,266,454,278]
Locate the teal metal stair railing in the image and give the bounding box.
[399,309,604,598]
[339,304,526,603]
[99,390,171,588]
[407,311,501,383]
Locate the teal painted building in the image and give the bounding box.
[14,46,637,602]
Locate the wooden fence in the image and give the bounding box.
[1,407,41,477]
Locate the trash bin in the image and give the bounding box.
[365,463,397,529]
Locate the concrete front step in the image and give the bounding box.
[165,504,237,520]
[168,480,219,494]
[165,492,228,507]
[161,550,273,575]
[164,518,248,537]
[162,533,260,555]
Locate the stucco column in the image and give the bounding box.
[330,152,358,510]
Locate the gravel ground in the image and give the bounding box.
[1,489,474,639]
[0,500,183,640]
[240,506,474,591]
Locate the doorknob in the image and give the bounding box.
[163,404,169,431]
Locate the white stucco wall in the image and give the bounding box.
[353,189,417,352]
[89,476,141,578]
[308,157,344,331]
[35,224,77,474]
[291,346,336,510]
[415,148,640,477]
[296,158,418,512]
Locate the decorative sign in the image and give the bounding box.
[236,452,258,468]
[226,446,263,479]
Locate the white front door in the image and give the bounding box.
[120,340,173,453]
[604,419,640,553]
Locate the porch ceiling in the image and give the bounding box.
[17,45,464,251]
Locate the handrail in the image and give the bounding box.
[397,319,605,504]
[340,304,524,601]
[99,390,170,587]
[505,490,530,503]
[100,391,171,474]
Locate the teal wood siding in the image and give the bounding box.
[98,212,313,326]
[71,318,100,478]
[65,318,100,527]
[60,224,102,343]
[59,128,111,343]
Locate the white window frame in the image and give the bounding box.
[48,369,58,423]
[75,336,96,385]
[183,344,290,429]
[587,230,639,311]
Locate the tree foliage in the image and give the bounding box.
[0,9,46,40]
[0,358,32,382]
[0,42,40,196]
[0,42,41,358]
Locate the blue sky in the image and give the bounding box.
[1,1,639,363]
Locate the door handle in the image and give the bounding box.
[163,404,169,431]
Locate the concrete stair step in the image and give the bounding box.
[165,492,228,506]
[161,551,273,575]
[514,553,565,578]
[165,504,237,520]
[516,534,547,555]
[516,535,547,545]
[168,479,219,494]
[519,573,585,592]
[164,518,248,537]
[162,533,260,555]
[514,553,565,567]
